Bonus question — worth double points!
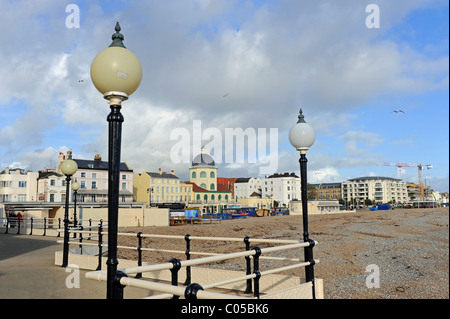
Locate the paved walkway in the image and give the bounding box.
[0,234,149,299]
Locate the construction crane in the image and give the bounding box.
[377,162,433,201]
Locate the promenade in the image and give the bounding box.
[0,234,148,299]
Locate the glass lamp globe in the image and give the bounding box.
[61,159,78,176]
[71,181,80,191]
[90,22,142,99]
[289,109,315,153]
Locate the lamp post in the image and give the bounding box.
[90,22,142,299]
[289,108,316,293]
[61,157,78,268]
[147,187,153,208]
[71,180,80,238]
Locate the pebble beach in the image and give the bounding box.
[117,207,449,299]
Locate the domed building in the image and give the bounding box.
[187,147,233,213]
[190,147,217,191]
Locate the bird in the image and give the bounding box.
[222,93,229,98]
[393,110,405,113]
[78,80,84,83]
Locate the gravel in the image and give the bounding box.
[117,207,449,299]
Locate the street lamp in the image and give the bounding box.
[90,22,142,299]
[60,157,78,268]
[289,108,316,295]
[71,180,80,238]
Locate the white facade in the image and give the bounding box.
[262,173,301,207]
[234,177,263,199]
[36,171,67,202]
[0,168,38,203]
[342,176,408,205]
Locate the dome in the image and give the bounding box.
[192,148,215,167]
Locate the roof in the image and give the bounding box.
[191,153,216,167]
[38,171,63,179]
[146,172,179,179]
[235,178,251,183]
[74,159,132,172]
[347,176,401,182]
[266,172,299,179]
[184,181,232,193]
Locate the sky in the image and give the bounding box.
[0,0,448,192]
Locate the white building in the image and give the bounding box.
[36,170,66,203]
[0,168,38,203]
[234,177,263,200]
[57,152,134,203]
[341,176,408,205]
[262,172,301,207]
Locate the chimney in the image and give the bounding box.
[171,170,175,175]
[158,168,162,175]
[94,154,101,166]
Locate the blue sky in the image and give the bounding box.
[0,0,448,192]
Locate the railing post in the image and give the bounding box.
[170,258,182,300]
[57,218,61,237]
[29,217,33,235]
[184,283,204,300]
[43,217,47,237]
[78,226,83,255]
[252,246,262,299]
[244,236,252,294]
[183,234,191,285]
[16,217,20,235]
[5,216,9,234]
[135,232,143,279]
[113,271,127,299]
[96,220,103,271]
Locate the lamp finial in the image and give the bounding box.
[110,22,126,48]
[297,108,306,124]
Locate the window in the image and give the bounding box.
[200,171,206,178]
[200,183,207,189]
[81,181,86,189]
[49,194,55,202]
[50,180,55,186]
[210,183,215,190]
[210,171,215,178]
[196,194,200,200]
[92,173,97,178]
[92,181,97,189]
[122,182,127,190]
[19,181,27,188]
[81,172,86,178]
[204,194,208,201]
[192,172,196,178]
[122,174,126,180]
[18,194,26,202]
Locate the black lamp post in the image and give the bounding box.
[60,157,78,268]
[289,108,316,292]
[90,22,142,299]
[71,180,80,238]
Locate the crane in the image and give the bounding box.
[377,162,433,201]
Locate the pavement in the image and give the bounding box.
[0,233,149,299]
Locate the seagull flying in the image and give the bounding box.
[222,93,229,98]
[393,110,405,113]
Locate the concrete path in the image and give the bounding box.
[0,234,149,299]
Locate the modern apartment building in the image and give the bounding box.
[341,176,408,205]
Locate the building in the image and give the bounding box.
[36,170,66,203]
[188,148,234,213]
[134,169,183,207]
[341,176,408,206]
[234,177,263,200]
[314,183,342,201]
[58,152,134,203]
[0,168,38,203]
[262,172,301,207]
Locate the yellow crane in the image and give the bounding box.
[377,162,433,201]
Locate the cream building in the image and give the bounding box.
[262,172,301,207]
[341,176,408,205]
[0,168,38,203]
[134,169,183,207]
